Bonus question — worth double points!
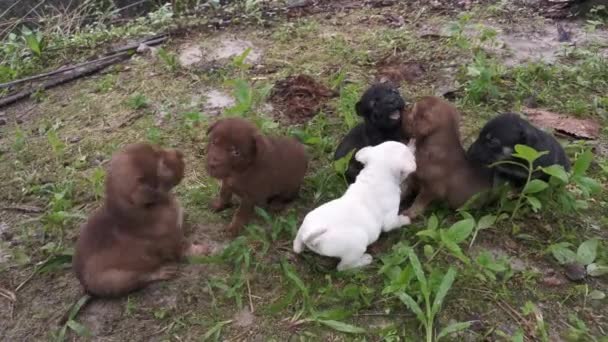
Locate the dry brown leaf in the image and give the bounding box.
[523,107,600,140]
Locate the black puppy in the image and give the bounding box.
[334,84,409,183]
[467,113,570,187]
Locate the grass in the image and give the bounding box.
[1,2,608,341]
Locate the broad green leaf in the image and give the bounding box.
[511,329,525,342]
[334,150,355,175]
[427,214,439,230]
[37,253,73,274]
[576,176,602,195]
[477,214,496,230]
[416,229,439,240]
[281,260,309,297]
[548,243,577,265]
[526,196,542,212]
[573,150,593,177]
[397,292,427,327]
[446,218,475,244]
[423,244,434,259]
[440,230,471,264]
[201,320,232,341]
[437,321,472,340]
[68,294,92,321]
[407,249,429,300]
[523,179,548,194]
[314,308,350,321]
[513,144,546,163]
[541,165,569,183]
[316,319,366,334]
[587,263,608,277]
[431,267,457,316]
[588,290,605,300]
[66,320,90,337]
[576,239,598,265]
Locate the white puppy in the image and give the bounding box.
[293,141,417,271]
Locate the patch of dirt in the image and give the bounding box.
[490,21,608,66]
[269,75,337,124]
[178,44,204,67]
[522,107,601,140]
[375,58,426,87]
[206,37,262,64]
[203,89,236,116]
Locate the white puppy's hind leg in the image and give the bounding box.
[337,253,373,271]
[382,214,411,232]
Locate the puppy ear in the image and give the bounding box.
[355,100,365,117]
[355,146,372,164]
[519,122,538,147]
[250,133,266,157]
[206,120,220,135]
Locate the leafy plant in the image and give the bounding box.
[88,167,106,200]
[396,249,470,342]
[416,215,476,264]
[547,238,608,278]
[336,83,361,130]
[463,52,504,104]
[54,295,91,341]
[491,146,601,220]
[21,26,46,58]
[126,93,148,110]
[474,250,512,282]
[47,129,66,158]
[146,127,162,144]
[157,48,179,72]
[12,125,27,152]
[521,301,549,342]
[333,149,355,184]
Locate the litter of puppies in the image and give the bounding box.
[70,81,574,310]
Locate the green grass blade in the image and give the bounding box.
[431,267,457,317]
[316,319,366,334]
[201,320,232,342]
[407,249,429,300]
[436,321,472,340]
[397,292,427,328]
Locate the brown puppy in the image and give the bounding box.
[73,143,207,297]
[206,117,308,237]
[401,97,492,219]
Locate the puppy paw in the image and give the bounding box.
[402,208,418,220]
[185,243,212,256]
[397,215,411,226]
[225,223,242,238]
[148,265,179,281]
[210,198,232,212]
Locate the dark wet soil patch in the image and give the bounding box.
[375,57,426,87]
[269,74,337,124]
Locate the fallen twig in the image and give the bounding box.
[1,205,44,214]
[0,34,167,90]
[0,34,169,109]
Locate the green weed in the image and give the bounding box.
[157,48,180,72]
[126,93,149,110]
[395,249,470,342]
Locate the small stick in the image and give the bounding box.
[0,34,167,90]
[0,205,44,213]
[246,278,255,314]
[0,287,16,302]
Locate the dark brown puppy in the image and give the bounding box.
[206,117,308,237]
[401,96,492,219]
[73,143,208,298]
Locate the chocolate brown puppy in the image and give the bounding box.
[206,117,309,237]
[73,143,207,298]
[401,96,492,219]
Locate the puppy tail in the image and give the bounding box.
[293,233,305,254]
[300,227,328,253]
